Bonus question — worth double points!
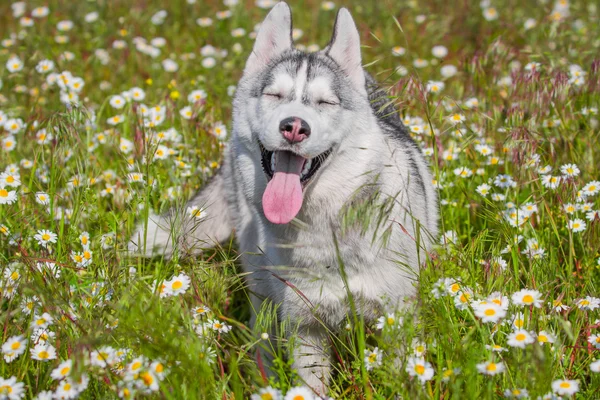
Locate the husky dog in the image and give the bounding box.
[129,2,438,395]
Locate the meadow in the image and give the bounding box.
[1,0,599,398]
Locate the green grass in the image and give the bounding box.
[1,0,599,399]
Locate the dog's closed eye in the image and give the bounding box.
[263,92,283,99]
[317,98,339,106]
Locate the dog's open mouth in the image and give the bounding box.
[259,141,332,224]
[259,142,332,184]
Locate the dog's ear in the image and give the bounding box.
[244,2,293,77]
[325,8,366,93]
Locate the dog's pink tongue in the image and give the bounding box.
[262,151,305,224]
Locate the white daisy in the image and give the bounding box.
[0,185,18,205]
[476,360,505,375]
[507,329,535,348]
[511,289,542,308]
[51,359,73,381]
[567,218,587,233]
[30,343,57,361]
[34,229,58,248]
[251,386,282,400]
[283,386,314,400]
[406,356,434,383]
[164,273,191,296]
[473,301,506,323]
[536,330,555,345]
[551,379,579,396]
[0,376,25,399]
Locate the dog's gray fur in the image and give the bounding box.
[129,3,438,395]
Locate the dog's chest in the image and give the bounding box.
[283,220,377,271]
[272,223,413,324]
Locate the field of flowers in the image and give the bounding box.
[1,0,599,398]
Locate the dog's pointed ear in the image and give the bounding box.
[243,2,293,77]
[325,8,365,93]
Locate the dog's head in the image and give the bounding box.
[236,2,369,224]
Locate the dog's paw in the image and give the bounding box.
[127,213,174,258]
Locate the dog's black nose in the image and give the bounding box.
[279,117,310,143]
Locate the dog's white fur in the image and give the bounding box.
[129,3,438,395]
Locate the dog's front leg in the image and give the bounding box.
[292,325,332,397]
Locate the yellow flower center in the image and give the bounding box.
[538,335,548,343]
[0,386,12,394]
[486,363,497,372]
[0,189,8,197]
[560,382,570,389]
[515,333,526,341]
[132,361,142,370]
[11,342,21,350]
[484,308,496,316]
[64,383,71,391]
[38,350,49,359]
[6,176,14,183]
[261,394,274,400]
[140,372,154,386]
[415,364,425,375]
[61,366,70,375]
[10,271,19,280]
[155,363,164,373]
[522,294,534,303]
[172,280,183,290]
[42,234,50,241]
